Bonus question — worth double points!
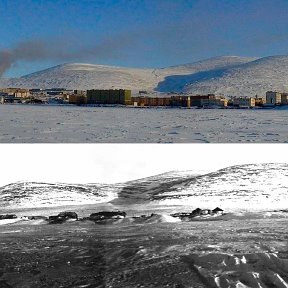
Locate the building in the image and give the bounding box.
[232,97,255,108]
[170,95,191,107]
[255,97,266,106]
[281,93,288,105]
[68,94,87,105]
[210,97,228,107]
[266,91,282,105]
[131,96,172,107]
[0,88,30,98]
[86,89,131,105]
[189,94,216,107]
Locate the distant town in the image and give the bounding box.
[0,87,287,108]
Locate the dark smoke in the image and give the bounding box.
[0,50,13,76]
[0,35,138,77]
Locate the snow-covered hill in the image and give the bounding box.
[3,63,158,92]
[0,56,259,93]
[183,55,288,96]
[116,163,288,211]
[0,181,118,208]
[155,56,258,92]
[1,163,288,211]
[3,55,288,96]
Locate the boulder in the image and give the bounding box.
[58,211,78,220]
[90,211,126,221]
[48,211,78,224]
[48,215,66,224]
[0,214,17,220]
[27,216,48,220]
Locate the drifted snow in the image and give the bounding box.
[185,252,288,288]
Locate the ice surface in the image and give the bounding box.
[0,105,288,143]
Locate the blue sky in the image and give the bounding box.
[1,0,288,77]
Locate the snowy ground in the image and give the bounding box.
[1,105,288,143]
[0,205,287,288]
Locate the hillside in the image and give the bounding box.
[183,55,288,96]
[1,163,288,211]
[0,56,258,93]
[0,181,118,208]
[155,55,258,92]
[3,55,288,96]
[116,163,288,211]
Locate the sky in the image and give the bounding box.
[1,0,288,77]
[0,144,288,187]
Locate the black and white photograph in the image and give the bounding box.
[0,144,287,287]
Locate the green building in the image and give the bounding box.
[86,89,131,105]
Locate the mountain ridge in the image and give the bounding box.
[1,163,288,211]
[1,55,277,95]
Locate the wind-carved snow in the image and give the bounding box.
[183,252,288,288]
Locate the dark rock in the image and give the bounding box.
[170,212,191,219]
[58,211,78,220]
[0,214,17,220]
[27,216,48,220]
[48,215,66,224]
[89,211,126,221]
[48,211,78,224]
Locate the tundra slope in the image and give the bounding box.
[1,163,288,212]
[0,181,119,208]
[115,163,288,211]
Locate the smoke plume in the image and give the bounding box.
[0,35,137,77]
